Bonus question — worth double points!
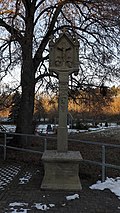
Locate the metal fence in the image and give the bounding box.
[0,131,120,182]
[0,132,47,159]
[68,138,120,182]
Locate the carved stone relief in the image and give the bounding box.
[59,96,67,112]
[49,32,79,74]
[55,39,73,69]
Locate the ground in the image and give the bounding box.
[0,126,120,212]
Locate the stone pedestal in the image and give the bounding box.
[41,150,82,191]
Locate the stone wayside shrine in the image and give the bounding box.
[41,32,82,190]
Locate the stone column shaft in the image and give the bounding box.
[57,72,69,152]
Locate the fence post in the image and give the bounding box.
[102,145,106,182]
[4,133,7,161]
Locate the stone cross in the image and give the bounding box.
[49,32,79,152]
[41,32,82,191]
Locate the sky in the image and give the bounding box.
[2,67,20,85]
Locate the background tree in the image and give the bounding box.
[68,86,115,122]
[0,85,12,118]
[34,95,47,122]
[46,96,58,124]
[0,0,120,144]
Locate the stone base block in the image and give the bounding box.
[41,150,82,191]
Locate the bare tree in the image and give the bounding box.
[0,0,120,143]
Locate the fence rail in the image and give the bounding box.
[0,131,120,182]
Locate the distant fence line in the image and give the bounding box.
[0,131,120,182]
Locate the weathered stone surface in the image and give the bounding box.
[41,32,82,190]
[49,32,79,74]
[41,150,82,190]
[41,150,82,161]
[57,73,69,152]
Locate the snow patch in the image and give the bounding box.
[33,203,49,211]
[90,177,120,199]
[49,204,55,208]
[66,194,79,201]
[6,202,30,213]
[33,203,55,211]
[6,208,30,213]
[9,202,28,207]
[19,172,32,184]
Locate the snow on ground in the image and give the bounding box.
[66,194,79,201]
[9,202,28,207]
[19,172,32,184]
[32,123,120,135]
[6,202,30,213]
[5,194,80,212]
[90,177,120,199]
[1,123,120,135]
[5,202,55,212]
[33,203,55,211]
[3,124,16,132]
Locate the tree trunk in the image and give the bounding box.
[16,77,35,134]
[14,4,36,146]
[15,45,35,146]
